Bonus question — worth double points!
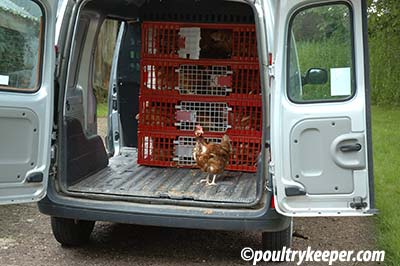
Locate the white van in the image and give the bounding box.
[0,0,375,249]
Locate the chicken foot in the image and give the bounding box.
[200,174,217,186]
[209,174,217,186]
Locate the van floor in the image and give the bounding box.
[69,148,258,204]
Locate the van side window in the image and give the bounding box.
[287,3,354,103]
[93,19,119,102]
[0,1,43,91]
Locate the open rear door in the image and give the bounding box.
[271,0,375,216]
[0,0,57,204]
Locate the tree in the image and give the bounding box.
[368,0,400,36]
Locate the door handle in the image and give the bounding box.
[339,143,362,152]
[331,133,366,170]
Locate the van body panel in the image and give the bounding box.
[38,183,291,232]
[0,0,57,204]
[271,0,374,216]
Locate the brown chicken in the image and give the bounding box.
[200,29,232,59]
[192,125,232,185]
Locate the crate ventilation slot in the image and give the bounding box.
[176,65,232,96]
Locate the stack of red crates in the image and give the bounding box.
[137,21,262,172]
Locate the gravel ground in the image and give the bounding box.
[0,118,380,266]
[0,204,379,266]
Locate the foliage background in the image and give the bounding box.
[0,1,398,104]
[368,0,400,106]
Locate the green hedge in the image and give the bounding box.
[293,36,399,106]
[369,35,400,106]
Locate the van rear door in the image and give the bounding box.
[0,0,57,204]
[271,0,375,216]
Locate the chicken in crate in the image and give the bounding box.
[138,96,262,134]
[141,59,261,98]
[138,128,262,173]
[142,22,258,61]
[177,65,233,96]
[137,20,263,175]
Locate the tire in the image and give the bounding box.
[262,219,293,251]
[51,216,95,246]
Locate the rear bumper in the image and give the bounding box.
[38,188,290,232]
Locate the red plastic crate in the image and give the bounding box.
[138,96,231,132]
[141,60,179,96]
[142,21,258,61]
[228,135,262,172]
[138,131,177,167]
[140,59,261,98]
[137,95,262,135]
[231,64,261,97]
[138,130,261,172]
[228,99,262,135]
[137,96,177,130]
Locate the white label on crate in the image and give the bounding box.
[330,67,351,96]
[0,75,9,86]
[178,27,201,60]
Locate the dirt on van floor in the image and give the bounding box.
[0,118,380,266]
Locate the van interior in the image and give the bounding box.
[60,0,267,208]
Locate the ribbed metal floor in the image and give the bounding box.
[69,148,257,204]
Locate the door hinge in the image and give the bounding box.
[350,197,368,210]
[268,64,275,78]
[51,145,57,160]
[114,131,120,141]
[55,45,61,78]
[51,129,57,141]
[268,161,275,175]
[265,182,272,192]
[112,99,118,111]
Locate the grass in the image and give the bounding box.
[293,39,353,102]
[97,102,108,118]
[369,36,400,106]
[372,106,400,265]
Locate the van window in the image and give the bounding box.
[287,3,354,103]
[93,19,119,103]
[0,0,43,91]
[67,17,89,89]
